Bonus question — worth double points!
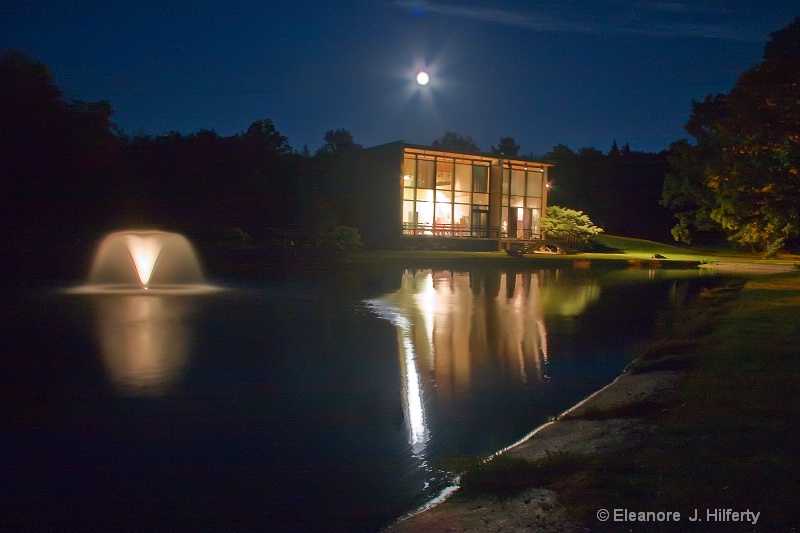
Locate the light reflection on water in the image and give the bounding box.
[93,295,196,396]
[369,269,602,404]
[367,268,604,507]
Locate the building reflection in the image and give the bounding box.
[92,295,196,396]
[369,269,602,454]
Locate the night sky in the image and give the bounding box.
[2,1,796,154]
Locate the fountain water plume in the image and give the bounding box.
[69,230,221,295]
[125,234,165,288]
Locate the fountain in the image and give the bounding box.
[64,230,222,395]
[69,230,221,295]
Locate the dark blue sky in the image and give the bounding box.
[2,1,796,154]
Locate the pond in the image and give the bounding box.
[2,266,721,532]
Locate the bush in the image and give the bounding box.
[321,225,363,251]
[540,206,603,242]
[763,237,785,259]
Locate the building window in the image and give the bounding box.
[416,189,434,202]
[454,203,470,236]
[527,171,543,197]
[403,157,416,187]
[400,148,546,240]
[418,158,435,189]
[473,193,489,205]
[511,169,526,195]
[454,163,471,191]
[436,160,453,189]
[453,191,470,203]
[472,165,489,193]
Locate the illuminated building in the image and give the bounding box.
[357,141,551,250]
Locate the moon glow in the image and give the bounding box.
[416,71,430,86]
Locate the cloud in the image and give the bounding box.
[393,0,765,42]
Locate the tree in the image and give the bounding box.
[609,140,620,158]
[0,49,72,192]
[317,128,362,154]
[491,136,520,156]
[431,131,479,153]
[242,119,292,155]
[540,206,603,241]
[0,49,128,279]
[661,17,800,254]
[660,139,719,243]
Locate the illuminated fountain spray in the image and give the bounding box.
[125,233,164,288]
[66,230,221,395]
[73,230,220,294]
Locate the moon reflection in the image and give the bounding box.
[92,295,196,396]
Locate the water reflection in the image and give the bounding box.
[368,269,602,454]
[538,272,601,316]
[92,295,196,396]
[367,297,429,455]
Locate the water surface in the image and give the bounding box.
[2,267,718,531]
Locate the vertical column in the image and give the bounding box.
[489,158,504,249]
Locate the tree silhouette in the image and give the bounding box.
[609,139,620,158]
[0,49,127,278]
[431,131,479,153]
[242,119,292,155]
[317,128,362,154]
[491,136,520,156]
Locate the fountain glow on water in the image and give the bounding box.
[68,230,222,295]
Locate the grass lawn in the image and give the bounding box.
[571,273,800,531]
[592,234,800,265]
[341,234,800,268]
[447,271,800,532]
[472,273,800,532]
[207,234,800,278]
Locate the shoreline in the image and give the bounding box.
[384,369,681,532]
[699,261,798,274]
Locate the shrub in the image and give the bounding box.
[540,206,603,242]
[321,225,363,251]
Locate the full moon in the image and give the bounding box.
[416,71,430,86]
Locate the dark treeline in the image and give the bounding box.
[544,142,675,242]
[416,131,676,241]
[0,50,371,280]
[1,48,676,281]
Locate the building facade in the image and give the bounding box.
[359,141,551,250]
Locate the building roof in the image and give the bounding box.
[371,141,553,169]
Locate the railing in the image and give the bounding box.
[403,223,477,237]
[402,223,544,241]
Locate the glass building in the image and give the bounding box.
[358,142,551,250]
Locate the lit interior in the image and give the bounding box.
[401,147,548,238]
